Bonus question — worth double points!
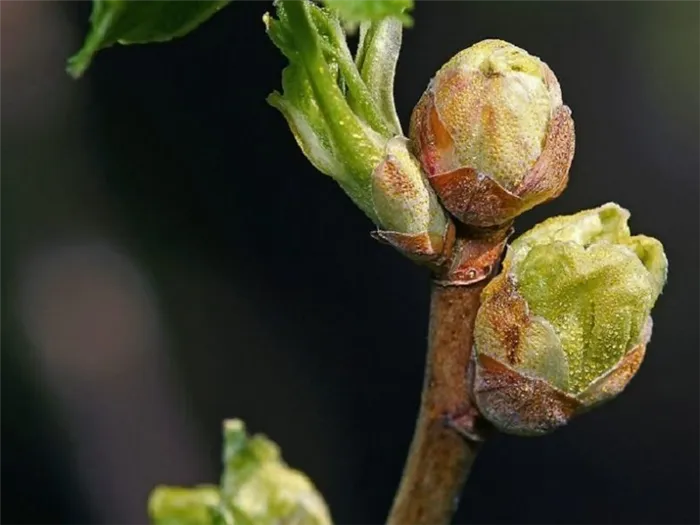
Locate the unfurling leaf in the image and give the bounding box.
[264,0,388,223]
[67,0,230,78]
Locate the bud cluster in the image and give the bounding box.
[266,4,668,437]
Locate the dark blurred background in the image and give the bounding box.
[2,2,698,524]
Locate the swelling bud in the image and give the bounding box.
[410,39,575,227]
[473,203,667,436]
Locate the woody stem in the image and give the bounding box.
[386,282,485,525]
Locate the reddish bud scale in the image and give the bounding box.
[473,271,652,435]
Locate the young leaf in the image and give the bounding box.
[352,18,403,135]
[67,0,230,78]
[265,0,386,222]
[322,0,413,28]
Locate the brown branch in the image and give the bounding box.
[387,228,509,525]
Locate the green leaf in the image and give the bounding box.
[352,17,403,135]
[321,0,413,28]
[307,3,396,136]
[265,0,386,222]
[67,0,230,78]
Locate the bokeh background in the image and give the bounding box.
[2,2,698,524]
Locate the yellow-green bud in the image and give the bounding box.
[473,203,667,436]
[219,420,331,525]
[410,39,575,227]
[149,420,332,525]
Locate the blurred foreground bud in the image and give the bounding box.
[410,39,575,227]
[219,420,331,525]
[473,203,667,436]
[149,419,331,525]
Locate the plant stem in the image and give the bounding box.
[387,227,510,525]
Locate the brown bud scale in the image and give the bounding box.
[473,317,653,436]
[414,102,575,227]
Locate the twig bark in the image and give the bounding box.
[387,229,509,525]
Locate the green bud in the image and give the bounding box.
[473,203,667,435]
[220,420,331,525]
[148,419,331,525]
[410,39,575,227]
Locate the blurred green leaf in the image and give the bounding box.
[149,486,222,525]
[321,0,413,28]
[67,0,230,78]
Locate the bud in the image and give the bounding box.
[371,137,451,261]
[410,39,575,227]
[219,419,331,525]
[149,419,331,525]
[473,203,667,436]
